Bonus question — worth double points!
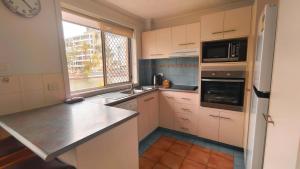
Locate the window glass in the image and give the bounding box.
[63,21,104,92]
[104,32,130,85]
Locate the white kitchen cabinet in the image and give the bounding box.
[198,107,220,141]
[142,28,171,59]
[201,12,224,41]
[159,91,199,135]
[223,6,252,39]
[197,107,245,147]
[171,23,200,51]
[138,91,159,140]
[159,91,175,130]
[219,110,244,147]
[141,31,156,59]
[201,6,252,41]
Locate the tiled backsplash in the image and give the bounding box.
[0,73,65,116]
[139,57,199,86]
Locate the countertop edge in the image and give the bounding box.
[0,112,139,161]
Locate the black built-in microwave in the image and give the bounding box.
[202,38,247,63]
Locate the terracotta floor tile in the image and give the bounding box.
[211,150,234,162]
[153,163,171,169]
[169,142,192,157]
[207,153,234,169]
[185,145,210,165]
[143,146,166,162]
[175,140,193,147]
[139,156,156,169]
[191,144,211,153]
[152,136,176,151]
[160,152,184,169]
[180,159,207,169]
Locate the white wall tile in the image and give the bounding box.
[42,73,65,105]
[0,93,22,115]
[21,90,45,111]
[19,74,44,92]
[0,76,21,94]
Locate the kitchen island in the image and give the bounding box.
[0,98,139,169]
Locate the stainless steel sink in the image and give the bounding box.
[121,89,144,95]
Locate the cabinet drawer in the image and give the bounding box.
[173,92,198,105]
[174,114,193,134]
[174,103,195,115]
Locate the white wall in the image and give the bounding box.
[263,0,300,168]
[0,0,62,74]
[0,0,66,138]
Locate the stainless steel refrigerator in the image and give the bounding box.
[246,4,278,169]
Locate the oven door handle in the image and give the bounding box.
[201,78,244,83]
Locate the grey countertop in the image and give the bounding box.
[0,101,137,161]
[0,86,197,161]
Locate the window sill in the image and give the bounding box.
[70,83,134,98]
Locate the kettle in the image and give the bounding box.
[152,74,163,86]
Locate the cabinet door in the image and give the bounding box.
[142,31,156,59]
[159,92,175,130]
[186,22,200,49]
[198,107,219,141]
[201,12,224,41]
[171,25,186,50]
[156,28,172,58]
[138,92,159,140]
[219,110,244,147]
[145,92,159,133]
[137,98,148,140]
[223,6,252,39]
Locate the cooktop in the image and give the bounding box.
[170,85,198,91]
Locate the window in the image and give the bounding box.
[62,11,132,93]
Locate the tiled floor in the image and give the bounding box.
[139,128,245,169]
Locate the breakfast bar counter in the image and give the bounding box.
[0,100,138,166]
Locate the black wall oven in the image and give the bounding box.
[201,71,245,111]
[202,38,247,63]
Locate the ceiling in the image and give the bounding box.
[93,0,248,19]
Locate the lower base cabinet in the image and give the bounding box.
[138,92,159,141]
[198,107,245,147]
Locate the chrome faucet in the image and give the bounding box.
[130,83,134,91]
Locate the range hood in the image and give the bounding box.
[169,48,199,58]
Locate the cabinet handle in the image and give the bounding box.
[263,114,275,125]
[212,31,224,34]
[166,96,174,99]
[209,114,219,118]
[150,54,163,56]
[180,117,189,121]
[178,42,196,46]
[144,97,154,102]
[181,98,190,100]
[219,116,232,120]
[223,29,237,33]
[181,108,192,112]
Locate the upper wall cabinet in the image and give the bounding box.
[172,22,200,51]
[201,6,252,41]
[142,28,172,59]
[223,6,252,39]
[201,12,224,41]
